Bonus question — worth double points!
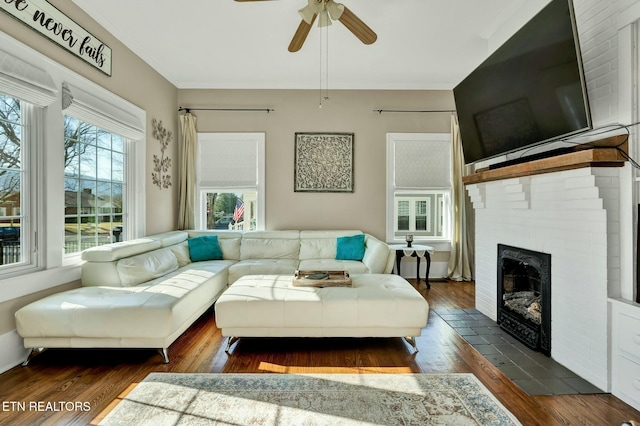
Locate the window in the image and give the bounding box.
[0,34,145,294]
[196,133,265,230]
[61,82,145,254]
[387,133,452,242]
[394,193,447,237]
[0,93,29,270]
[63,116,127,254]
[201,192,256,230]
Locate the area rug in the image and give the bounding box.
[99,373,521,425]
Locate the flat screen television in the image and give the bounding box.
[453,0,592,165]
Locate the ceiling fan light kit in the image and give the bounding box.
[235,0,376,52]
[299,0,344,26]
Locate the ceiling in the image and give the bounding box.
[71,0,537,91]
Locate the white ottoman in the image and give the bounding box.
[214,274,429,352]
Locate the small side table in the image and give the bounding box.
[389,244,435,289]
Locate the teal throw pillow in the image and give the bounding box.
[188,235,223,262]
[336,234,366,261]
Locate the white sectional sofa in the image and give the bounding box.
[15,230,393,364]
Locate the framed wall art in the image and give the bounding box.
[294,132,354,193]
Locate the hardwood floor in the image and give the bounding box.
[0,280,638,425]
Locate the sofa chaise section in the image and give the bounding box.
[16,263,228,362]
[16,231,230,364]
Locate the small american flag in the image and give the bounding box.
[233,199,244,223]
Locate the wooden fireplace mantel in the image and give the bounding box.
[462,135,628,185]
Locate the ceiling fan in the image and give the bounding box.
[235,0,377,52]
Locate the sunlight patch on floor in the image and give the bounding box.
[258,362,414,374]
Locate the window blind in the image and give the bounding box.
[198,136,258,188]
[394,137,451,189]
[62,83,144,140]
[0,49,56,106]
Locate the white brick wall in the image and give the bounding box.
[573,0,637,126]
[468,167,620,391]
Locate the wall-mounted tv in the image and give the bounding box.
[453,0,592,165]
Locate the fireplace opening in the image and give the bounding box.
[497,244,551,356]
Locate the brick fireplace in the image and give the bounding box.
[464,143,626,391]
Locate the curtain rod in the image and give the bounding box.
[374,109,456,114]
[178,106,275,113]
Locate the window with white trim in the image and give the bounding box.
[201,191,256,230]
[0,37,145,284]
[61,82,145,260]
[0,45,58,279]
[0,93,31,271]
[196,133,265,230]
[63,116,128,254]
[386,133,452,242]
[395,193,447,236]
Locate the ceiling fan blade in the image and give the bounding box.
[338,6,377,45]
[288,15,317,52]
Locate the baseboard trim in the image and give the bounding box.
[0,329,28,374]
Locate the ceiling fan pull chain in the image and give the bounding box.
[319,23,324,109]
[318,21,331,109]
[325,20,330,103]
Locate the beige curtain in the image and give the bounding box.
[178,112,197,230]
[447,114,474,281]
